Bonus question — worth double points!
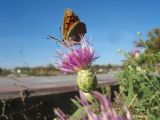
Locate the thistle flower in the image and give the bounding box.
[57,37,98,93]
[57,37,98,73]
[54,91,133,120]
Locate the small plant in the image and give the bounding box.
[54,91,132,120]
[118,33,160,119]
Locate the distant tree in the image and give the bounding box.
[46,64,56,70]
[106,64,112,69]
[135,28,160,53]
[146,28,160,53]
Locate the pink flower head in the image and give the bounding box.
[131,48,140,58]
[57,37,99,73]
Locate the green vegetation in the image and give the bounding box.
[0,68,10,76]
[135,29,160,73]
[0,64,122,77]
[0,64,60,76]
[118,32,160,119]
[14,64,60,76]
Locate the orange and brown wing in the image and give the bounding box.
[62,8,80,41]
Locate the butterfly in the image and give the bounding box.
[49,8,87,47]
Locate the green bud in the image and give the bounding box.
[137,31,142,36]
[77,69,97,92]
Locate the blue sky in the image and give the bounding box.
[0,0,160,68]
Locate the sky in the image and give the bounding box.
[0,0,160,68]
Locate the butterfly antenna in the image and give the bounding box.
[47,35,60,41]
[47,35,63,47]
[59,27,67,47]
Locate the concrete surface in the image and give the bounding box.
[0,73,118,100]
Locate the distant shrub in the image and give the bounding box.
[0,68,10,76]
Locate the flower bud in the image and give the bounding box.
[77,69,97,92]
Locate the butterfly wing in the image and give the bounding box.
[67,22,87,43]
[62,8,80,41]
